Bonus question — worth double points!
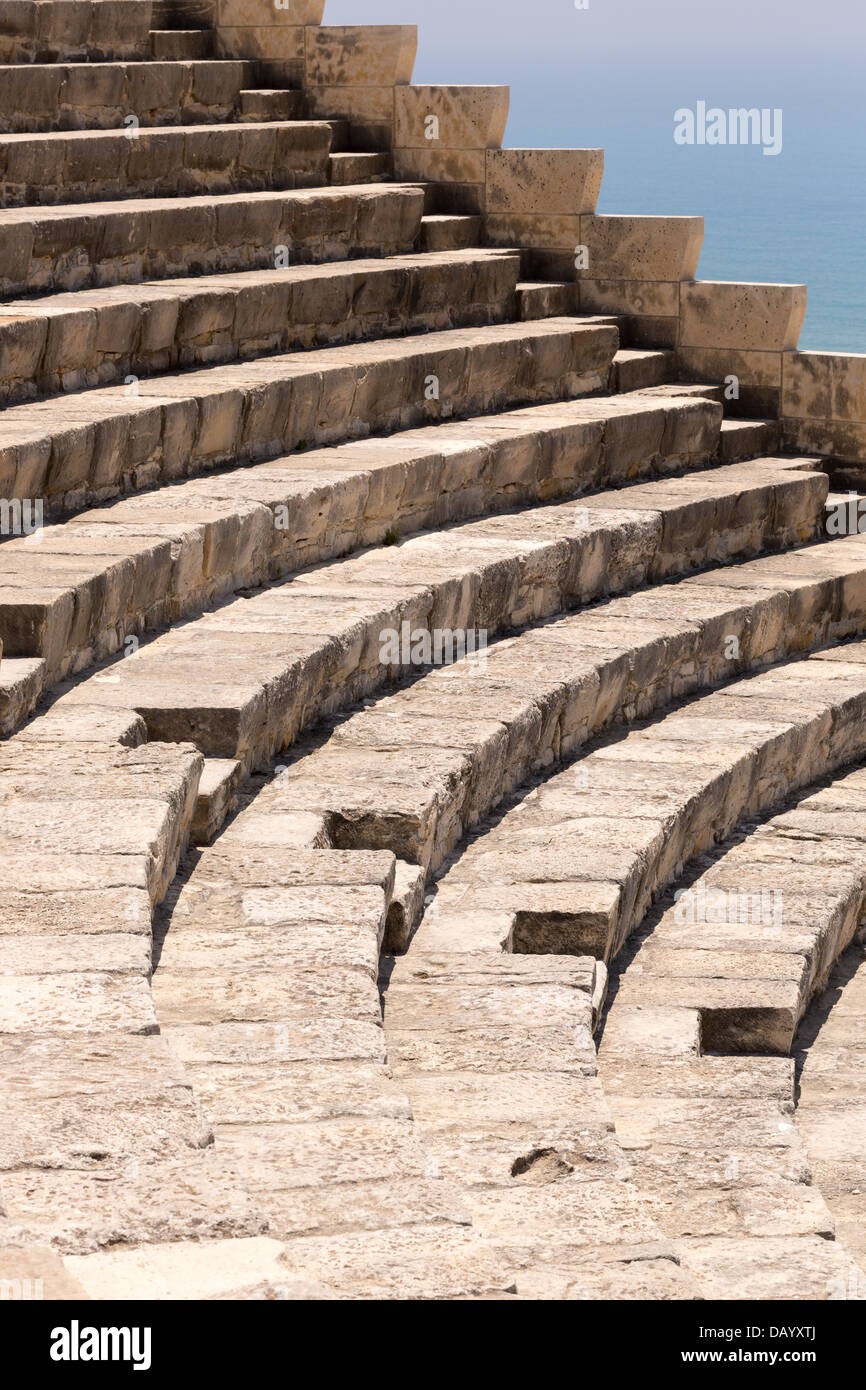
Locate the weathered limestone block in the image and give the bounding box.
[191,757,241,844]
[384,859,426,952]
[796,948,866,1271]
[300,26,416,150]
[579,214,703,348]
[680,281,806,351]
[0,0,153,63]
[679,281,807,417]
[0,64,64,132]
[65,1237,288,1300]
[305,82,392,131]
[782,350,866,463]
[394,85,508,212]
[0,249,521,402]
[151,0,213,22]
[677,1235,860,1301]
[215,24,304,81]
[0,392,723,718]
[485,149,604,278]
[395,86,508,152]
[486,149,604,216]
[304,25,416,87]
[0,122,333,208]
[0,657,52,733]
[2,1157,267,1254]
[0,320,616,515]
[581,214,703,284]
[123,182,413,285]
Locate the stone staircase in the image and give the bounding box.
[1,0,865,1303]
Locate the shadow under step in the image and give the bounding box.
[329,152,392,185]
[239,89,304,121]
[418,215,483,253]
[611,348,676,393]
[516,281,580,320]
[150,29,214,60]
[717,418,781,462]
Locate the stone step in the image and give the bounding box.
[191,756,241,844]
[0,247,522,402]
[717,418,782,463]
[246,496,848,883]
[64,551,864,1295]
[239,88,304,123]
[3,1162,268,1260]
[639,381,727,405]
[0,0,855,1309]
[0,654,44,734]
[611,348,675,393]
[0,316,617,515]
[64,1226,517,1300]
[613,769,866,1052]
[418,214,483,254]
[329,152,391,186]
[149,27,212,60]
[0,1,153,64]
[319,117,350,153]
[382,959,637,1269]
[46,460,828,787]
[404,627,866,966]
[613,793,866,1057]
[23,626,864,1287]
[0,182,425,296]
[0,119,333,207]
[135,797,482,1281]
[595,777,866,1287]
[0,59,258,132]
[0,724,202,924]
[0,390,720,693]
[516,281,580,321]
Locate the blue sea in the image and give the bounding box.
[500,75,866,355]
[576,113,866,355]
[357,0,866,357]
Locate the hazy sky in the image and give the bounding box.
[325,0,866,350]
[325,0,863,143]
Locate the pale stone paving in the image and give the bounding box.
[598,774,866,1297]
[383,686,866,1296]
[0,703,268,1276]
[795,944,866,1285]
